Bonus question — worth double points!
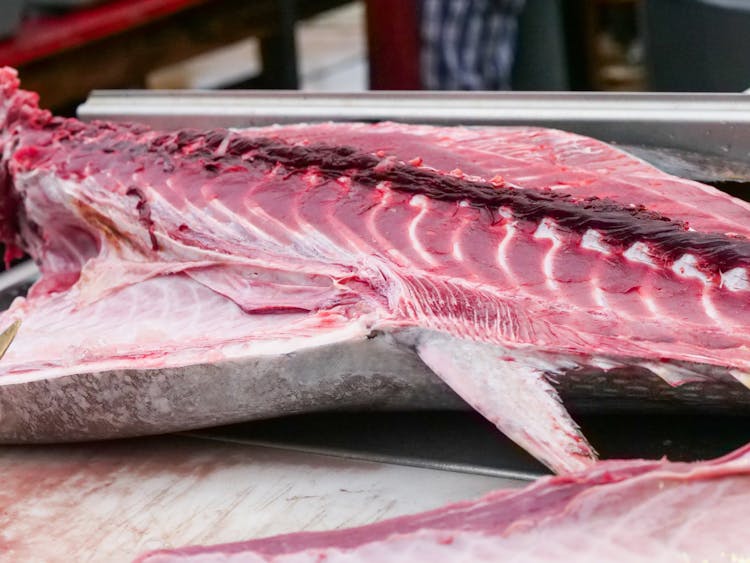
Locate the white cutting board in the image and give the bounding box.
[0,435,519,562]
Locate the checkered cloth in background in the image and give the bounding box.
[420,0,526,90]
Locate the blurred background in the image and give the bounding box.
[2,0,749,115]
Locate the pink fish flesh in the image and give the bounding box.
[1,67,750,472]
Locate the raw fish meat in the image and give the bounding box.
[2,67,750,472]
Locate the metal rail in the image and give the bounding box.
[79,90,750,161]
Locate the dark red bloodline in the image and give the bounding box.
[192,133,750,275]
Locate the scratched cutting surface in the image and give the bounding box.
[0,435,512,562]
[2,411,748,562]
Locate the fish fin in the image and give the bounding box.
[415,333,597,474]
[0,319,20,360]
[730,370,750,390]
[637,361,709,387]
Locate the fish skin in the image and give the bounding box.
[2,67,750,472]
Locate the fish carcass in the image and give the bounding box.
[1,67,750,472]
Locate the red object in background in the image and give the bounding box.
[365,0,421,90]
[0,0,204,67]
